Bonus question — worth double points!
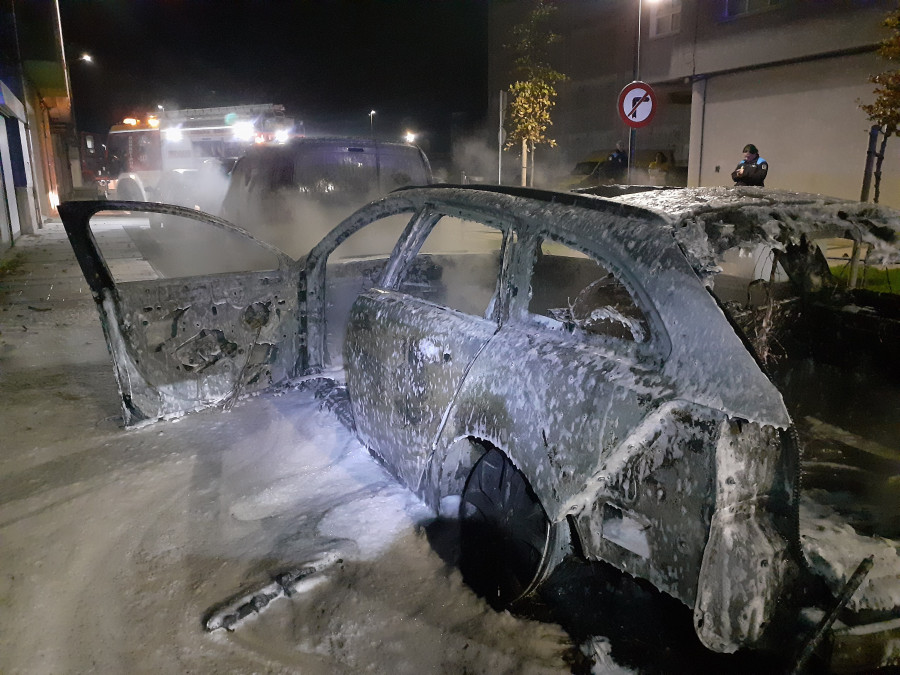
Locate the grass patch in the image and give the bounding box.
[0,250,25,278]
[829,263,900,295]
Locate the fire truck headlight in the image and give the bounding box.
[274,128,290,144]
[233,121,255,142]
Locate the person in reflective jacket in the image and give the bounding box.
[604,141,628,184]
[732,143,768,187]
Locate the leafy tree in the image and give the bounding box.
[861,7,900,203]
[504,0,566,186]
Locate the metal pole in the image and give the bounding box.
[498,90,506,184]
[530,143,535,187]
[790,556,874,674]
[628,0,642,184]
[635,0,642,83]
[848,238,862,290]
[521,138,528,187]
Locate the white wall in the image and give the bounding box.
[664,3,891,83]
[0,116,21,244]
[691,52,900,206]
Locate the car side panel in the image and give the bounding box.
[434,322,668,515]
[344,289,497,491]
[429,322,726,607]
[570,402,720,606]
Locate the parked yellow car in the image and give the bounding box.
[556,149,683,189]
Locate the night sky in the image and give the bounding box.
[60,0,489,151]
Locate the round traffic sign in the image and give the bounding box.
[617,81,657,129]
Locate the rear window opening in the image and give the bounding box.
[710,244,792,307]
[529,240,650,343]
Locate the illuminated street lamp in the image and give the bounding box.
[78,52,93,63]
[369,110,376,137]
[404,131,416,144]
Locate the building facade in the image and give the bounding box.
[0,0,76,251]
[489,0,900,206]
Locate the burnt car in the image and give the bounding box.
[59,186,900,665]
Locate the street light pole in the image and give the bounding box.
[369,110,376,138]
[628,0,643,184]
[635,0,643,82]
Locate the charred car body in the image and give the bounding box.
[60,186,900,666]
[597,186,900,376]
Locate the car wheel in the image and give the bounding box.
[459,448,553,608]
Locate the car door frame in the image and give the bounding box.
[304,195,438,373]
[339,201,517,492]
[60,200,301,426]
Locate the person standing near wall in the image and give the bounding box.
[648,151,670,185]
[732,143,768,187]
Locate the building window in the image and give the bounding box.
[649,0,681,37]
[725,0,782,18]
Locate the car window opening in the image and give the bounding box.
[397,215,506,319]
[321,213,415,368]
[529,239,650,342]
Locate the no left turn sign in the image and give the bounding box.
[618,81,657,128]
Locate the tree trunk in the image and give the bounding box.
[529,142,535,187]
[521,138,528,186]
[860,125,880,202]
[873,126,892,204]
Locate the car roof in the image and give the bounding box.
[602,186,900,272]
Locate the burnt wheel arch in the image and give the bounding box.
[459,447,558,608]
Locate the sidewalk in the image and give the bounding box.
[0,221,122,469]
[0,218,157,448]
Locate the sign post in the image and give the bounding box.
[618,81,657,183]
[498,90,507,184]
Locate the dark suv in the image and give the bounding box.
[220,137,432,256]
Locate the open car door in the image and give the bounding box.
[60,201,302,426]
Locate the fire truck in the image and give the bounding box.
[104,104,297,209]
